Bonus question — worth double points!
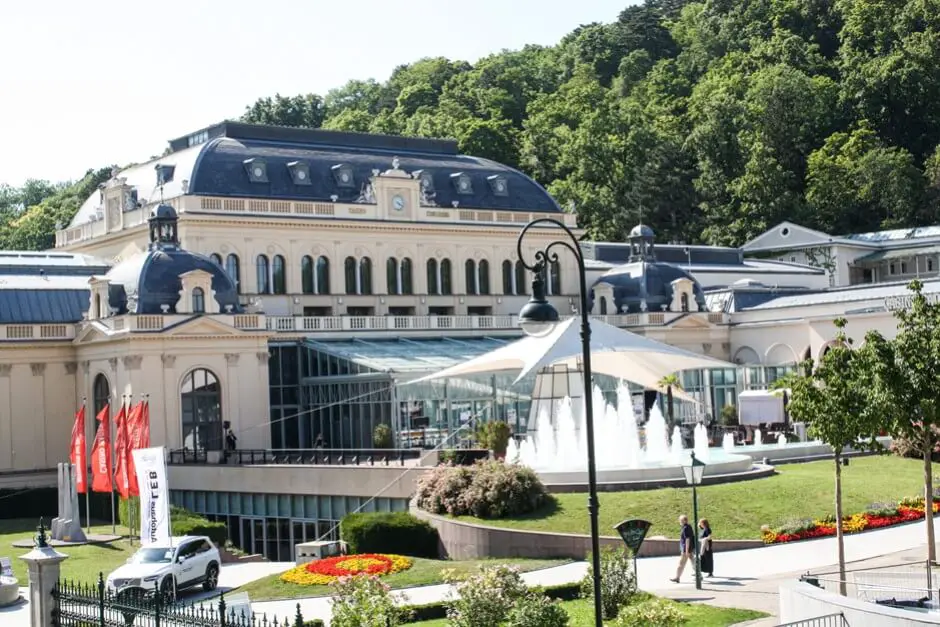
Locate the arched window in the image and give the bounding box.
[272,255,286,294]
[301,256,314,294]
[549,260,561,296]
[426,259,439,295]
[344,257,357,294]
[465,260,477,295]
[93,374,110,416]
[93,293,102,320]
[478,259,490,295]
[440,259,452,295]
[387,257,399,294]
[192,287,205,313]
[514,261,527,296]
[225,254,241,293]
[680,292,690,312]
[502,260,513,295]
[401,258,413,295]
[256,255,270,294]
[316,256,330,294]
[209,253,223,266]
[599,296,608,315]
[359,257,373,295]
[180,369,222,451]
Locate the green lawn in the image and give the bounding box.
[237,557,569,601]
[456,455,927,539]
[410,595,767,626]
[0,519,136,585]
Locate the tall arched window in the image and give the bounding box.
[440,259,452,295]
[387,257,399,294]
[426,259,439,295]
[209,253,223,266]
[316,256,330,294]
[256,255,270,294]
[192,287,205,313]
[514,261,527,296]
[549,260,561,296]
[680,292,690,312]
[180,369,222,451]
[465,260,477,295]
[93,374,110,416]
[478,259,490,295]
[599,296,608,315]
[225,254,241,293]
[502,260,513,295]
[301,256,315,294]
[359,257,373,295]
[344,257,357,294]
[272,255,286,294]
[401,258,413,295]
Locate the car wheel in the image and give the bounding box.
[203,564,219,592]
[160,576,175,600]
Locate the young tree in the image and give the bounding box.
[657,374,682,429]
[775,319,882,595]
[860,280,940,563]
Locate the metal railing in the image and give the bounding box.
[801,559,937,606]
[54,574,308,627]
[775,613,847,627]
[167,447,424,467]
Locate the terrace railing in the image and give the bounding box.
[801,560,937,606]
[167,447,423,467]
[775,614,848,627]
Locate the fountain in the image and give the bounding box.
[777,433,787,448]
[694,423,710,461]
[722,432,736,452]
[754,428,763,447]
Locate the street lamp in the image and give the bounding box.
[516,217,603,627]
[681,451,707,590]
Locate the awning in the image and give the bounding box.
[854,246,940,264]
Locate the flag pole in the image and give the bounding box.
[82,397,90,532]
[110,395,124,535]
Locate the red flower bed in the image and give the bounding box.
[763,499,939,544]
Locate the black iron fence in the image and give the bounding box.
[168,447,423,467]
[775,613,847,627]
[53,575,313,627]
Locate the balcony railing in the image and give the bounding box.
[0,324,75,341]
[167,447,424,467]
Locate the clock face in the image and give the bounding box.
[392,195,406,211]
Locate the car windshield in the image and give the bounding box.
[131,548,173,564]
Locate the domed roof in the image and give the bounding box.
[591,261,706,314]
[629,224,655,238]
[151,203,178,220]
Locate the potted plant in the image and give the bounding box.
[372,423,393,449]
[720,404,738,429]
[476,420,512,459]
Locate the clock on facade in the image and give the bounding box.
[392,195,406,211]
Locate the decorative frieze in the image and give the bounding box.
[64,362,78,375]
[30,363,46,376]
[702,343,712,354]
[161,354,177,368]
[256,352,270,365]
[224,353,240,366]
[123,355,143,370]
[108,358,118,372]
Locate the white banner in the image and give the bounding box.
[132,447,171,547]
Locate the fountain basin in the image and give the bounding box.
[726,436,892,465]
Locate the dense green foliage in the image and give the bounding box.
[415,460,548,519]
[117,500,228,546]
[339,512,440,558]
[241,0,940,246]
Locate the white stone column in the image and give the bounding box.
[19,520,68,627]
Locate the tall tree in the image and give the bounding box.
[776,318,882,595]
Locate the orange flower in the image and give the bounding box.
[280,553,413,586]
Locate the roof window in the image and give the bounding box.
[487,174,508,197]
[243,158,269,183]
[287,161,312,186]
[332,164,355,188]
[450,173,473,195]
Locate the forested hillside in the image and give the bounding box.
[5,0,940,251]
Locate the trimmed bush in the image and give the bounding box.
[613,598,683,627]
[438,449,489,466]
[581,547,637,619]
[119,500,227,546]
[340,512,439,558]
[399,583,580,623]
[415,459,548,519]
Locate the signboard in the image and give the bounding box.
[131,447,171,547]
[613,519,652,555]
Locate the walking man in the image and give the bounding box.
[670,514,694,583]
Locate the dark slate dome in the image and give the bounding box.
[589,224,706,314]
[104,204,240,315]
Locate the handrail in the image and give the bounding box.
[167,447,423,467]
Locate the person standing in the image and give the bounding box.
[699,518,714,578]
[670,514,694,583]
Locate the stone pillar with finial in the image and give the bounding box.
[19,519,68,627]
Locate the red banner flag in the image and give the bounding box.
[125,401,144,496]
[69,405,87,494]
[113,403,130,499]
[139,401,150,449]
[90,405,112,493]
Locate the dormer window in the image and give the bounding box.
[451,173,473,195]
[192,287,205,313]
[332,164,355,188]
[244,158,269,183]
[415,170,435,193]
[487,175,508,197]
[155,164,175,185]
[287,161,312,186]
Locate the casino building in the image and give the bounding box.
[1,121,935,558]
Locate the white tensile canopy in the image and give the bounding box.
[404,317,732,403]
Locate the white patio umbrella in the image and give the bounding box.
[404,317,731,403]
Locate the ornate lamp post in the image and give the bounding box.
[516,217,603,627]
[682,452,707,590]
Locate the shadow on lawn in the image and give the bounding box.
[500,497,561,521]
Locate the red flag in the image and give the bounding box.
[140,400,150,449]
[113,403,130,499]
[69,405,87,494]
[90,405,112,493]
[125,402,144,496]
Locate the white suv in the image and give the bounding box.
[106,535,221,597]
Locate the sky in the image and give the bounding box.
[0,0,634,188]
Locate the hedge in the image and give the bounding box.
[340,512,439,558]
[438,449,490,466]
[400,582,581,622]
[118,498,227,546]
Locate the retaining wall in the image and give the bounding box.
[780,581,940,626]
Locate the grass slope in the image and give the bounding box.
[0,519,136,585]
[237,558,569,601]
[457,455,925,539]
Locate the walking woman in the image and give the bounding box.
[699,518,714,577]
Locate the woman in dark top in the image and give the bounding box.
[699,518,713,577]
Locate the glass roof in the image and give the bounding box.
[304,336,514,374]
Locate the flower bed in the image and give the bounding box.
[280,553,413,586]
[762,497,940,544]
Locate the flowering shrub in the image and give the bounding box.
[762,497,940,544]
[612,598,684,627]
[415,460,548,519]
[280,553,412,585]
[504,591,570,627]
[580,547,637,619]
[443,564,530,627]
[329,575,408,627]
